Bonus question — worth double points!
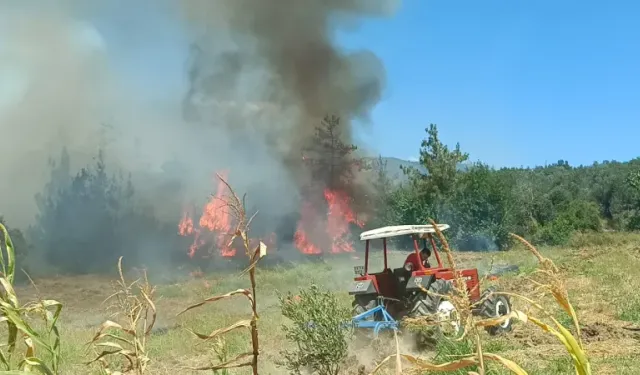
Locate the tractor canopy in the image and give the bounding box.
[355,224,450,276]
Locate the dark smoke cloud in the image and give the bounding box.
[180,0,397,164]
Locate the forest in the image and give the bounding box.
[361,123,640,250]
[3,119,640,276]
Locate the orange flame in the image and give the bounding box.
[293,201,322,254]
[178,211,194,235]
[293,188,364,255]
[199,171,236,257]
[178,172,279,259]
[324,189,364,253]
[178,171,236,258]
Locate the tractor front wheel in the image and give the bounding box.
[478,287,513,335]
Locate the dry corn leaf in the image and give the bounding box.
[185,351,254,371]
[475,310,528,328]
[140,289,157,336]
[241,242,268,276]
[370,353,479,375]
[177,289,251,316]
[483,353,529,374]
[186,319,251,341]
[90,320,135,343]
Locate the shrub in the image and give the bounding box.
[278,284,352,375]
[536,200,602,245]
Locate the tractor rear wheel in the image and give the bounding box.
[478,287,513,335]
[411,279,462,338]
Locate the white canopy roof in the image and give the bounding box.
[359,224,450,241]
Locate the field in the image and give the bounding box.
[11,232,640,375]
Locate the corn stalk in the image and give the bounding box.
[0,223,62,374]
[86,257,157,375]
[177,174,266,375]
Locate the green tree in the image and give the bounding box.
[366,155,395,227]
[446,163,518,250]
[403,124,469,219]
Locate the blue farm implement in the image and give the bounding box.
[351,303,398,337]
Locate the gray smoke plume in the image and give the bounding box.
[0,0,399,257]
[179,0,397,183]
[0,2,115,227]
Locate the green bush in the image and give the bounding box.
[278,284,352,375]
[536,200,602,246]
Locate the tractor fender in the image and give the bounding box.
[348,279,377,295]
[405,274,435,292]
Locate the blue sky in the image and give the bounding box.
[341,0,640,167]
[5,0,640,168]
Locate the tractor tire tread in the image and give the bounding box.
[412,279,454,317]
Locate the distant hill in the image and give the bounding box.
[378,157,424,181]
[362,156,470,183]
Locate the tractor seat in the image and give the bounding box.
[393,267,410,285]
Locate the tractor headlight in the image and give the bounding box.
[404,262,413,272]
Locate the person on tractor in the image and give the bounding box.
[403,240,432,271]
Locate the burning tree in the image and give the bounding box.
[294,115,366,255]
[302,114,360,191]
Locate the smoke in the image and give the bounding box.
[179,0,395,176]
[0,3,113,227]
[0,0,398,263]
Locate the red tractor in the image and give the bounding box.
[349,224,512,337]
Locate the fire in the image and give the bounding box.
[178,172,279,259]
[293,201,322,254]
[179,170,363,258]
[293,188,365,255]
[178,171,236,258]
[178,211,194,235]
[324,189,365,253]
[199,171,236,257]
